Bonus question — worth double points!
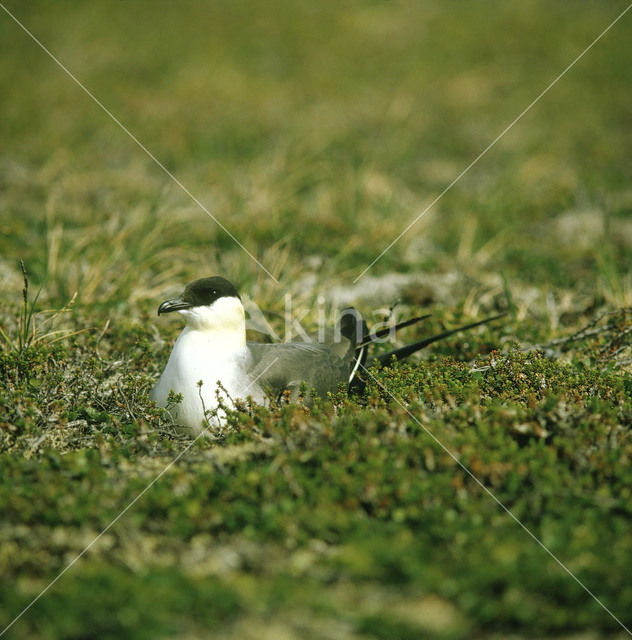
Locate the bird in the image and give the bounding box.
[151,276,503,435]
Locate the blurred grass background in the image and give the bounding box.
[2,1,632,638]
[2,1,631,316]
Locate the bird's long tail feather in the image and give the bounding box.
[369,314,505,368]
[356,314,432,349]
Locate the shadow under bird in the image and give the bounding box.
[151,276,503,435]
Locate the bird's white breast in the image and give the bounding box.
[151,298,264,434]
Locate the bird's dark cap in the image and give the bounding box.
[158,276,241,315]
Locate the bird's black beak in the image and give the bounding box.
[157,297,192,316]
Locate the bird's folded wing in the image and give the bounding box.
[247,342,351,403]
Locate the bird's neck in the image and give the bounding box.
[182,296,247,349]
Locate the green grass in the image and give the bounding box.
[2,1,632,638]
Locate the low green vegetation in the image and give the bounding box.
[2,1,632,638]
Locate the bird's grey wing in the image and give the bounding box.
[247,342,350,404]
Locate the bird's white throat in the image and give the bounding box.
[178,295,247,344]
